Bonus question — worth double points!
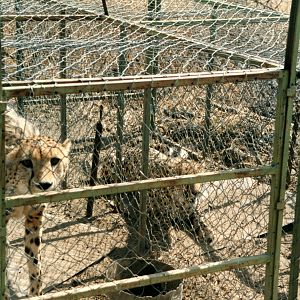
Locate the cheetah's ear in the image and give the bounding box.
[62,139,72,154]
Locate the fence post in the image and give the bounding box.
[15,0,25,115]
[148,0,160,131]
[59,11,68,191]
[204,3,217,154]
[115,25,127,182]
[59,11,67,143]
[264,0,300,299]
[139,89,151,254]
[138,0,161,255]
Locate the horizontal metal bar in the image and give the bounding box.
[27,254,270,300]
[2,69,281,86]
[101,15,281,68]
[6,165,277,208]
[0,14,105,21]
[142,16,289,26]
[2,69,282,99]
[1,15,289,26]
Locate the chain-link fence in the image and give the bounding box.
[0,0,300,299]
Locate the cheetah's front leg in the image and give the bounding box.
[24,204,46,296]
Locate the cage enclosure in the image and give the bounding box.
[1,0,300,299]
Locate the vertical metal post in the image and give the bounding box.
[113,26,127,223]
[59,12,68,190]
[138,0,161,255]
[288,163,300,300]
[0,12,7,299]
[59,11,67,143]
[203,4,217,154]
[265,72,292,300]
[139,89,151,254]
[115,25,126,181]
[101,0,109,16]
[147,0,160,131]
[15,0,25,115]
[265,0,300,299]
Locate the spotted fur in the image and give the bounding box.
[100,146,213,251]
[5,110,71,298]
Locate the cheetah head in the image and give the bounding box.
[6,136,71,195]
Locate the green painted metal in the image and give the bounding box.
[2,69,282,99]
[59,11,68,192]
[15,0,25,115]
[115,24,126,180]
[139,87,151,253]
[2,69,281,86]
[141,16,289,26]
[26,254,270,300]
[138,0,161,253]
[284,0,300,81]
[288,163,300,299]
[203,5,216,155]
[146,0,160,131]
[286,1,300,297]
[265,73,290,300]
[59,11,68,144]
[147,45,158,132]
[6,165,277,208]
[265,0,300,298]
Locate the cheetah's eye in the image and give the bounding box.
[20,159,33,169]
[51,157,61,166]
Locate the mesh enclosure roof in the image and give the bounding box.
[1,0,292,82]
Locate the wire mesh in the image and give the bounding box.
[4,82,284,299]
[1,0,299,299]
[2,0,292,82]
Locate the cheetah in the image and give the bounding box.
[4,108,71,297]
[99,145,213,252]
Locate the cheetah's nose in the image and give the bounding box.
[36,182,53,191]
